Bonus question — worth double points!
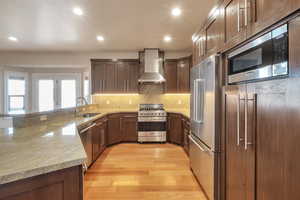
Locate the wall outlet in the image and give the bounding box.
[106,100,110,105]
[40,115,48,121]
[178,99,182,105]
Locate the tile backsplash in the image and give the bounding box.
[92,94,190,110]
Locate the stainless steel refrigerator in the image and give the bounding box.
[190,55,220,200]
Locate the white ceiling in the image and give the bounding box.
[0,0,217,52]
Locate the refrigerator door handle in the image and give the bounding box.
[189,135,207,152]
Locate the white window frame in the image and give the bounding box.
[32,73,81,112]
[4,71,29,114]
[83,71,91,103]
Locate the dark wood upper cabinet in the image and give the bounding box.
[128,62,140,93]
[222,0,247,50]
[247,0,295,37]
[165,56,191,93]
[192,29,206,66]
[91,62,106,94]
[91,59,139,94]
[116,62,130,92]
[164,60,178,93]
[121,114,138,142]
[206,8,223,55]
[177,57,191,93]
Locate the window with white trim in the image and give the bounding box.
[32,73,81,112]
[4,72,28,114]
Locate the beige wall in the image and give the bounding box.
[0,67,4,113]
[0,51,191,68]
[92,94,190,111]
[0,50,191,114]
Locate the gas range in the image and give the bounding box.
[138,104,167,143]
[138,104,167,122]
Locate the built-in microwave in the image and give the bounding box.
[228,24,288,84]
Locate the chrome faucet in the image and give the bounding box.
[76,97,88,107]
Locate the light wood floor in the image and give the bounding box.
[84,143,207,200]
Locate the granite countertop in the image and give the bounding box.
[0,115,98,185]
[0,109,188,185]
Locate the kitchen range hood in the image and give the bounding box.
[138,49,166,83]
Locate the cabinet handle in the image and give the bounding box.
[99,80,102,92]
[245,94,256,150]
[237,95,245,146]
[238,1,241,32]
[83,163,88,172]
[244,0,248,27]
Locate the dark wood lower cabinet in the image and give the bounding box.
[168,113,183,145]
[80,128,93,167]
[224,84,255,200]
[121,114,138,142]
[92,120,107,161]
[224,78,300,200]
[107,114,122,145]
[182,117,190,155]
[0,166,83,200]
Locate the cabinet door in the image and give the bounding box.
[165,60,178,93]
[206,8,223,55]
[91,62,106,94]
[247,79,300,200]
[121,114,137,142]
[92,123,101,161]
[222,0,247,49]
[177,57,190,93]
[182,119,190,156]
[116,62,130,92]
[128,62,139,93]
[107,114,121,145]
[247,0,294,37]
[103,62,117,93]
[167,114,183,145]
[80,129,93,167]
[225,84,255,200]
[99,121,107,154]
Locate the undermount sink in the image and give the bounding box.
[81,113,101,118]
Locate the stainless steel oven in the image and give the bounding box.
[228,24,288,84]
[138,104,167,143]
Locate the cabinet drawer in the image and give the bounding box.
[138,132,164,137]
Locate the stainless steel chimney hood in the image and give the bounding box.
[138,49,166,83]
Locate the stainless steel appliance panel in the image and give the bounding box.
[190,56,218,151]
[189,135,219,200]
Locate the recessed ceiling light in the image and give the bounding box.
[8,36,18,42]
[172,8,182,16]
[73,7,83,16]
[164,35,172,42]
[97,35,104,41]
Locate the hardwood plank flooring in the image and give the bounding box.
[84,143,207,200]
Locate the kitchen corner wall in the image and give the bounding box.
[92,94,190,111]
[0,67,4,113]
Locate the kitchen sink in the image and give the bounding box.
[81,113,101,118]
